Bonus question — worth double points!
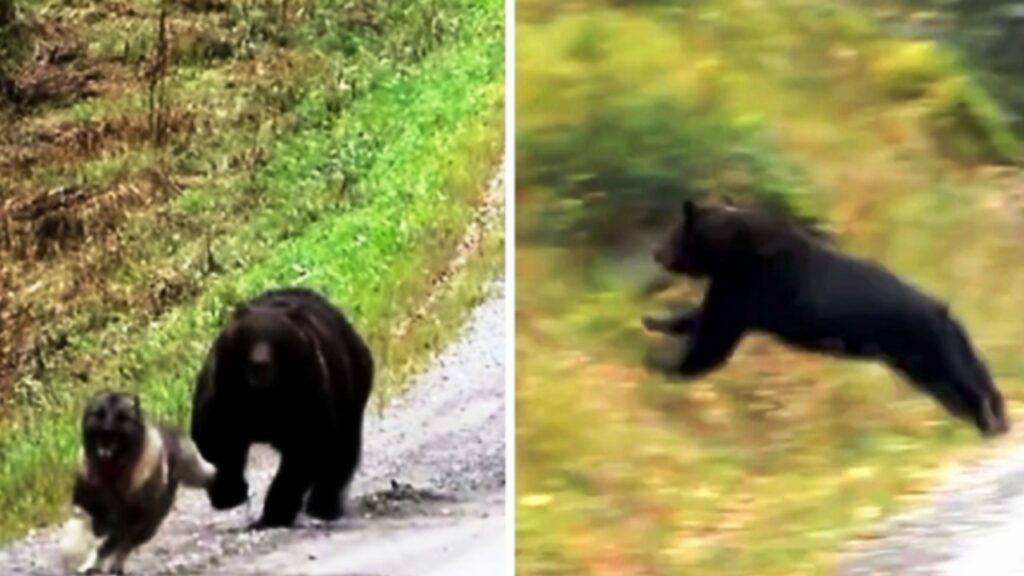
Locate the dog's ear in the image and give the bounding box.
[85,390,111,413]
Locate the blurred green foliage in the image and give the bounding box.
[868,37,1021,164]
[872,40,953,99]
[517,11,824,246]
[924,74,1023,164]
[870,0,1024,137]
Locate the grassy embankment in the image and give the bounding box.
[516,2,1024,574]
[0,0,504,541]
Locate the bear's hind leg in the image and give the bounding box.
[256,453,313,528]
[945,317,1010,435]
[305,457,344,522]
[954,351,1008,436]
[306,417,362,522]
[892,351,1000,437]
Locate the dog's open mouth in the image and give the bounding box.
[90,431,125,464]
[90,439,127,483]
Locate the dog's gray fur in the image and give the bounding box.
[60,391,216,575]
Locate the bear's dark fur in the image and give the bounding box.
[191,287,374,527]
[644,199,1009,437]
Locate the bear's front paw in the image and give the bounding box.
[246,519,276,531]
[208,478,248,510]
[305,493,343,522]
[251,509,297,529]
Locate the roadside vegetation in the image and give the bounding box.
[0,0,504,541]
[516,1,1024,574]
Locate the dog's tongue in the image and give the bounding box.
[94,452,122,483]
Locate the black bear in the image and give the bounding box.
[643,199,1009,437]
[191,287,374,528]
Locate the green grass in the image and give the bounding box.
[516,1,1024,575]
[516,245,1017,575]
[0,0,503,542]
[0,0,491,420]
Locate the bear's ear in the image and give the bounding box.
[232,303,250,319]
[284,303,310,329]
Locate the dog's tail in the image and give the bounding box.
[58,506,101,572]
[180,437,217,488]
[156,425,217,489]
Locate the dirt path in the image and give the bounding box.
[0,275,506,576]
[211,493,505,576]
[837,435,1024,576]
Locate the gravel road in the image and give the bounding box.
[0,280,507,576]
[837,435,1024,576]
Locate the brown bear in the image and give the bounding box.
[191,287,374,527]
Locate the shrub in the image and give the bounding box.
[518,12,823,245]
[870,38,1021,164]
[924,75,1023,164]
[871,40,953,100]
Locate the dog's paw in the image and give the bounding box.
[74,561,101,575]
[103,553,127,575]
